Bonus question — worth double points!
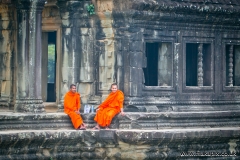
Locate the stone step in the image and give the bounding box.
[0,127,239,160]
[0,110,239,130]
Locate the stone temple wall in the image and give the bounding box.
[0,1,239,159]
[0,0,240,111]
[0,2,16,109]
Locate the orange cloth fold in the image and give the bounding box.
[94,90,124,127]
[64,91,83,129]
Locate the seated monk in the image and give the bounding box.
[93,83,124,130]
[64,84,86,130]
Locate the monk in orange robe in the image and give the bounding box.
[64,84,86,130]
[93,83,124,129]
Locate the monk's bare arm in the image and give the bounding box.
[120,108,125,116]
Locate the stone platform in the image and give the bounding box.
[0,128,239,160]
[0,109,240,159]
[0,110,240,130]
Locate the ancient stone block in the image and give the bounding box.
[129,52,143,68]
[129,41,143,52]
[99,130,118,145]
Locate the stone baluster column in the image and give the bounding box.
[14,0,46,113]
[197,43,203,86]
[228,45,234,87]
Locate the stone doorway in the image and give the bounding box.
[42,26,61,112]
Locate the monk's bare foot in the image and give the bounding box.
[78,124,86,130]
[105,127,110,130]
[92,125,100,130]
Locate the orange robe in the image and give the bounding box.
[64,91,83,129]
[94,90,124,127]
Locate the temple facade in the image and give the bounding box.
[0,0,240,112]
[0,0,240,159]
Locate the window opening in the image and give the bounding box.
[144,42,173,86]
[186,43,211,86]
[226,45,240,86]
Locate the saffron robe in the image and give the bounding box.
[94,90,124,127]
[64,91,83,129]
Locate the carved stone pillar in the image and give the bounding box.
[228,45,234,87]
[235,46,240,86]
[14,0,46,113]
[197,43,203,86]
[158,43,172,86]
[79,27,95,104]
[96,0,116,98]
[57,1,83,111]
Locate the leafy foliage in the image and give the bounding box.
[48,44,55,83]
[87,4,95,15]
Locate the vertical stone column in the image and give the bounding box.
[228,45,233,87]
[174,43,180,93]
[125,32,143,97]
[158,43,172,86]
[79,27,95,104]
[97,0,115,98]
[197,43,203,86]
[14,0,46,113]
[234,46,240,86]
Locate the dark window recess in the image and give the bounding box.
[202,44,211,86]
[143,43,158,86]
[186,43,198,86]
[144,42,173,87]
[186,43,211,86]
[226,45,240,86]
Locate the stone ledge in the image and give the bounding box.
[0,110,240,130]
[0,128,239,160]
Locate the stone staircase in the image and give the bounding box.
[0,108,240,159]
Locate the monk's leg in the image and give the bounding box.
[68,112,83,129]
[105,109,118,128]
[94,109,105,127]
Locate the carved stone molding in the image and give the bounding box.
[17,0,46,10]
[132,0,240,15]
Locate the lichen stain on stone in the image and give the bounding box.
[116,141,148,159]
[228,139,237,154]
[42,149,51,157]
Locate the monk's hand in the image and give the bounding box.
[120,112,125,116]
[75,111,80,114]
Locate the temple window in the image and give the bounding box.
[226,45,240,86]
[186,43,211,86]
[143,42,173,86]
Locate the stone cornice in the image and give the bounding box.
[132,0,240,15]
